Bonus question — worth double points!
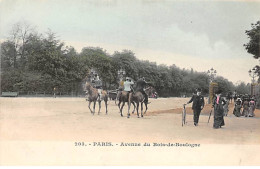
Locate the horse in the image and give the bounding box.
[108,90,117,105]
[85,82,108,115]
[127,91,148,118]
[117,91,136,117]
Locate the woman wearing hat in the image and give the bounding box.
[212,89,227,129]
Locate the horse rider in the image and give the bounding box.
[136,77,150,104]
[93,75,103,101]
[122,77,134,98]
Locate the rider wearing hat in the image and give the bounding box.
[94,75,103,101]
[123,77,134,94]
[136,77,150,104]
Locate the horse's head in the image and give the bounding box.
[85,82,92,91]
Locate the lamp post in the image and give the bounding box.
[249,67,257,96]
[207,68,217,104]
[249,68,257,84]
[89,68,99,85]
[117,68,126,88]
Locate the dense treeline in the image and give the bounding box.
[0,23,249,97]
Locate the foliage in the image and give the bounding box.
[0,22,241,97]
[244,21,260,59]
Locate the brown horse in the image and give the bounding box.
[85,82,108,115]
[117,91,136,117]
[127,91,148,118]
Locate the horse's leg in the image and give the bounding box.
[120,102,125,117]
[132,102,136,114]
[93,101,96,115]
[127,93,132,118]
[141,102,144,118]
[88,101,93,114]
[105,100,108,115]
[98,101,101,115]
[118,100,121,113]
[136,102,140,118]
[144,102,148,114]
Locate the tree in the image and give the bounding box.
[235,82,250,94]
[244,21,260,59]
[214,76,234,94]
[80,47,114,89]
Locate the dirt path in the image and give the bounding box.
[0,97,260,165]
[0,97,259,144]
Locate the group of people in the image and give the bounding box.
[185,89,257,129]
[91,75,151,104]
[119,76,150,104]
[90,74,257,129]
[233,94,256,117]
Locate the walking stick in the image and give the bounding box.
[182,104,186,127]
[207,109,213,124]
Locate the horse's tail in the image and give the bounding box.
[102,91,108,102]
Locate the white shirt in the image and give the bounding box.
[124,81,134,92]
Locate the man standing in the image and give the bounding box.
[186,88,205,126]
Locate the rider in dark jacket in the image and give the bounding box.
[136,77,150,104]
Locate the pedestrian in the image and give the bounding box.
[233,98,242,117]
[212,89,226,129]
[185,88,205,126]
[233,90,238,102]
[242,98,249,117]
[223,96,229,116]
[249,98,256,117]
[53,87,56,98]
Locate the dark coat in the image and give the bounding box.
[136,79,147,92]
[188,95,205,110]
[213,95,226,127]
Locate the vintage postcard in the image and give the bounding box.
[0,0,260,166]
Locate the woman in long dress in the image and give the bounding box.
[249,99,256,117]
[223,97,229,116]
[242,99,249,117]
[233,98,242,117]
[212,90,227,129]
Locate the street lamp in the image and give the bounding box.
[207,67,217,83]
[207,68,217,104]
[249,67,257,96]
[249,67,257,84]
[89,68,98,83]
[117,68,126,87]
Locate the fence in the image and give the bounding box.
[1,91,86,97]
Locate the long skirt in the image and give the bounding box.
[249,105,255,117]
[223,103,229,116]
[213,107,225,128]
[242,107,249,117]
[233,105,241,117]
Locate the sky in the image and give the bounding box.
[0,0,260,84]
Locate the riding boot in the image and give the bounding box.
[145,94,151,104]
